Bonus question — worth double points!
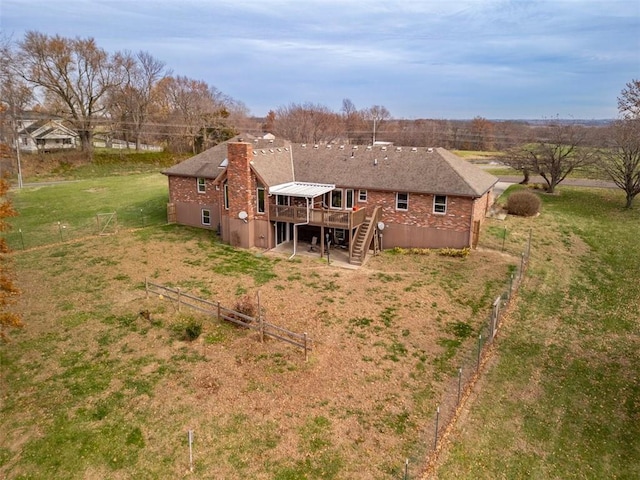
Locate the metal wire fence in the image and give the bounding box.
[402,228,532,479]
[3,207,165,251]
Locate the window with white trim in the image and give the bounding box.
[223,182,229,210]
[396,192,409,211]
[345,189,354,209]
[434,195,447,214]
[201,208,211,225]
[358,189,367,202]
[197,177,206,193]
[257,186,265,214]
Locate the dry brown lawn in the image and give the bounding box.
[3,225,520,479]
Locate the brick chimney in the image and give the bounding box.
[226,141,254,219]
[225,141,255,248]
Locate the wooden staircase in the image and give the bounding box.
[350,206,381,265]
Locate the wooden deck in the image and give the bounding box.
[269,205,368,229]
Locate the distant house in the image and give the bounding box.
[16,113,78,152]
[163,134,498,265]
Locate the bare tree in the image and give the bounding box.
[601,120,640,208]
[618,79,640,120]
[273,103,343,144]
[153,76,236,153]
[107,50,168,150]
[469,116,495,151]
[362,105,391,143]
[508,121,596,193]
[17,32,127,153]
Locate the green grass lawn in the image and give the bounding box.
[435,188,640,478]
[5,173,169,249]
[2,159,638,478]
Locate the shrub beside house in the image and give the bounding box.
[163,134,498,265]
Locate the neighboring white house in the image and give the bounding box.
[16,113,78,152]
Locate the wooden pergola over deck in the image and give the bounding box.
[267,181,372,262]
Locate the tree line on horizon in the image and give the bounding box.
[0,31,623,154]
[0,31,639,206]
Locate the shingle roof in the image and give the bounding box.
[162,134,290,179]
[165,136,498,198]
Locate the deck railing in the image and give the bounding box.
[269,205,367,229]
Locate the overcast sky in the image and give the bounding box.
[2,0,639,119]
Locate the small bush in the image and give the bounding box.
[232,294,258,324]
[172,315,203,341]
[437,247,470,258]
[506,190,541,217]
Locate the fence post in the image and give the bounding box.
[217,301,221,320]
[19,229,25,250]
[434,405,440,450]
[502,226,507,252]
[145,278,149,299]
[520,252,525,280]
[509,274,514,299]
[457,367,462,404]
[477,334,482,371]
[404,458,409,480]
[177,288,181,312]
[304,333,308,362]
[257,290,264,343]
[188,429,194,472]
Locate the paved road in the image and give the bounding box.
[497,175,616,189]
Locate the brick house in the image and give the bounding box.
[163,134,498,265]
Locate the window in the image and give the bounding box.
[358,190,367,202]
[277,195,290,206]
[197,177,206,193]
[345,189,354,209]
[201,208,211,226]
[223,182,229,210]
[331,189,343,209]
[434,195,447,214]
[257,186,265,214]
[396,192,409,211]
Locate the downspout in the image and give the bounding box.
[289,196,311,259]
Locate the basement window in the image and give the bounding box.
[434,195,447,214]
[201,208,211,226]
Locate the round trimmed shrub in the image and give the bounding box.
[506,190,541,217]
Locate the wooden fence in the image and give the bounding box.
[144,280,312,359]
